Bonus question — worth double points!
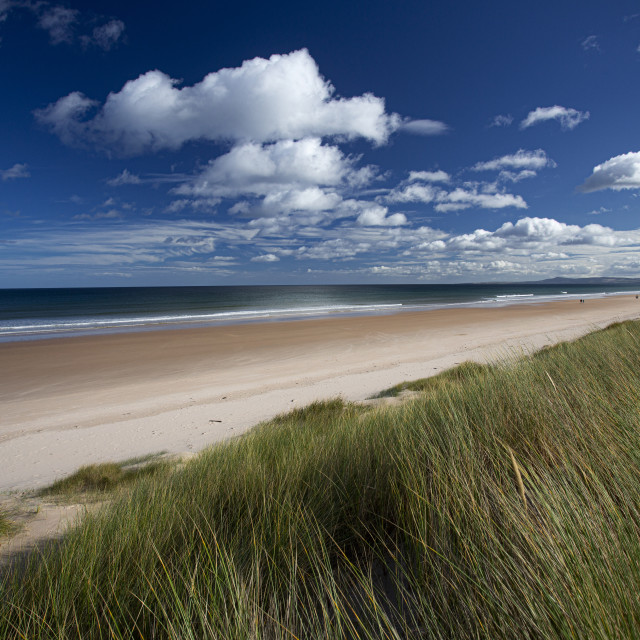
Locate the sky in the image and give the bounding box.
[2,0,640,287]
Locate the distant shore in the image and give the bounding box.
[1,295,639,492]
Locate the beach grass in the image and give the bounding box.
[0,512,13,538]
[39,457,171,497]
[370,359,490,397]
[2,320,640,638]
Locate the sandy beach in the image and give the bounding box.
[1,295,638,492]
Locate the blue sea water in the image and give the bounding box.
[1,283,639,342]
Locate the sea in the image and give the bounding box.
[1,283,639,342]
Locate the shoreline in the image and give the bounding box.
[1,295,639,492]
[3,287,639,344]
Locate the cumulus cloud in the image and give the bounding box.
[164,198,220,213]
[355,203,407,227]
[80,19,125,50]
[1,163,30,180]
[578,151,640,192]
[440,217,622,254]
[399,119,449,136]
[489,114,513,127]
[434,189,527,212]
[37,5,78,44]
[408,170,450,183]
[494,217,618,246]
[472,149,556,172]
[251,253,279,262]
[520,105,589,130]
[107,169,141,186]
[1,2,125,49]
[386,182,438,204]
[385,171,527,211]
[36,49,401,153]
[178,138,361,199]
[257,188,343,217]
[35,91,99,146]
[176,138,387,225]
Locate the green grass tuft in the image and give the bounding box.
[0,511,13,538]
[371,359,491,397]
[40,460,170,496]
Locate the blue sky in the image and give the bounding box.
[2,0,640,287]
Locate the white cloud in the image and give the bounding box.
[36,49,400,153]
[581,35,600,52]
[611,258,640,274]
[578,151,640,192]
[399,119,449,136]
[81,19,125,50]
[164,198,220,213]
[472,149,555,171]
[35,91,99,146]
[386,183,438,204]
[73,209,123,221]
[520,105,590,130]
[37,5,78,44]
[432,217,625,259]
[489,114,513,127]
[251,253,279,262]
[494,217,618,246]
[258,188,343,216]
[355,203,406,227]
[1,163,30,180]
[0,0,16,22]
[107,169,141,186]
[434,188,527,212]
[1,2,125,51]
[179,138,359,199]
[177,138,382,224]
[586,206,611,216]
[296,238,371,260]
[408,170,450,183]
[497,170,538,182]
[385,170,528,211]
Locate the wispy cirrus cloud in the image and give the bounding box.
[1,162,30,180]
[0,2,124,49]
[37,4,78,44]
[472,149,555,172]
[581,35,600,52]
[4,213,640,284]
[520,105,589,130]
[399,119,449,136]
[107,169,141,186]
[489,114,513,128]
[80,19,125,51]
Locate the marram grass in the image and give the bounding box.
[40,458,171,497]
[2,320,640,638]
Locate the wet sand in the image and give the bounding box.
[1,296,638,492]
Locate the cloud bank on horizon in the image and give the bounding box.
[2,1,640,286]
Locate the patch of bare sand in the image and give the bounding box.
[0,496,94,570]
